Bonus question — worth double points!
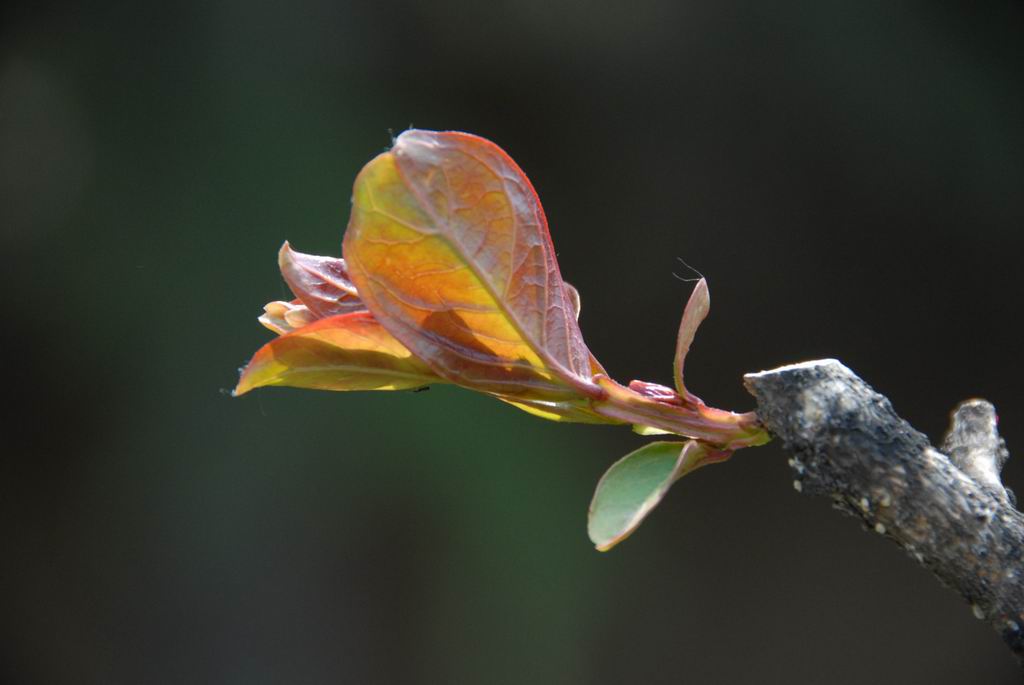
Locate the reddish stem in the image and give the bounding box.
[591,376,771,450]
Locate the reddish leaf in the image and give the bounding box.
[673,277,710,398]
[278,242,365,317]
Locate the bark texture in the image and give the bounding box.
[743,359,1024,663]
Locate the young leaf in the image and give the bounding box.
[235,311,443,395]
[259,299,316,335]
[342,129,600,402]
[673,277,710,397]
[278,242,365,317]
[588,440,731,551]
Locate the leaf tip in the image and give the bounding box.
[234,352,273,396]
[277,240,295,268]
[232,369,255,397]
[589,528,632,552]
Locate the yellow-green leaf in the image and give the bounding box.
[235,311,443,395]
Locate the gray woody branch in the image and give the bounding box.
[743,359,1024,664]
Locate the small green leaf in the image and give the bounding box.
[588,440,731,551]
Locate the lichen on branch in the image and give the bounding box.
[744,359,1024,663]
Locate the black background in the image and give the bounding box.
[3,1,1023,683]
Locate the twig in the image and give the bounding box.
[743,359,1024,664]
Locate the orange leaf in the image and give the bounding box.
[342,130,600,402]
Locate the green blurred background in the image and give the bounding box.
[3,1,1024,683]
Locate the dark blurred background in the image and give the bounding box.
[3,1,1023,683]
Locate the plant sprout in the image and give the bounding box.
[235,130,770,550]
